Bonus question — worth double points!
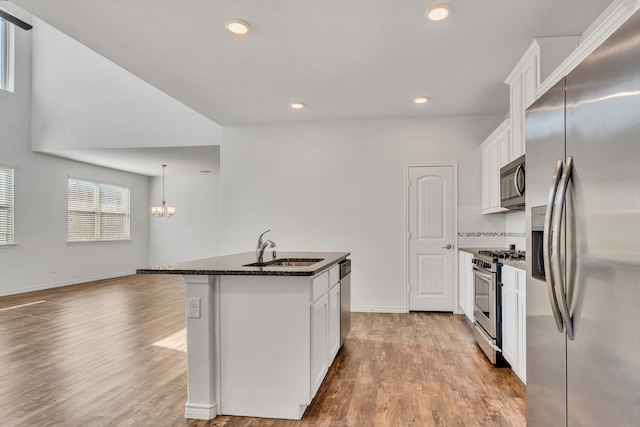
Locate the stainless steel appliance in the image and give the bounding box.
[526,10,640,426]
[500,154,525,210]
[472,249,526,364]
[339,259,351,346]
[471,252,502,365]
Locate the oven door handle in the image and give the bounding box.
[472,267,493,282]
[552,156,575,341]
[544,159,564,333]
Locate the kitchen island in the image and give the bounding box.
[137,251,350,420]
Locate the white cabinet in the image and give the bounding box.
[504,36,580,163]
[311,264,341,397]
[310,293,329,397]
[328,282,341,362]
[501,264,526,383]
[458,250,474,322]
[481,119,509,214]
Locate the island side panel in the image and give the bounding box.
[219,275,311,420]
[184,275,219,420]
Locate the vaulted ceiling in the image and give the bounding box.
[9,0,613,126]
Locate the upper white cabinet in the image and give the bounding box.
[537,0,640,98]
[504,36,580,163]
[481,119,509,214]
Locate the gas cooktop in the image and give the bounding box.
[478,249,526,261]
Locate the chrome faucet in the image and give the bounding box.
[255,229,276,263]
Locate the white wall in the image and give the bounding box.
[148,174,221,266]
[29,17,221,152]
[505,210,526,251]
[220,116,502,312]
[0,9,150,296]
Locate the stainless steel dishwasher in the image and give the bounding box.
[339,259,351,345]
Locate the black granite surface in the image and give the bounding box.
[136,251,350,277]
[459,247,526,270]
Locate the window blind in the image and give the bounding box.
[68,178,130,241]
[0,166,14,244]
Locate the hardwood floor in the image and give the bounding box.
[0,275,525,426]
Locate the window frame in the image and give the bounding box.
[0,164,15,246]
[0,17,15,93]
[67,176,131,243]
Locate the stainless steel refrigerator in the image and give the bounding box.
[525,9,640,427]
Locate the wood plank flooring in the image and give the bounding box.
[0,275,525,426]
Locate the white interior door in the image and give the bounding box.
[408,165,455,312]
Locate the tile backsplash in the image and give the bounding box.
[457,207,526,249]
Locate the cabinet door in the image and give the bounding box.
[488,142,500,209]
[497,126,511,168]
[481,147,491,211]
[522,52,539,110]
[310,293,329,398]
[465,256,474,321]
[501,285,518,368]
[510,76,524,161]
[458,253,466,314]
[516,269,526,383]
[328,283,341,362]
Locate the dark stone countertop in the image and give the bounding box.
[459,247,526,270]
[136,251,350,277]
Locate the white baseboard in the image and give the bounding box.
[0,271,136,297]
[185,402,217,420]
[350,306,407,313]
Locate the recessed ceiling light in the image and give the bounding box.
[225,19,251,35]
[426,3,451,22]
[290,101,305,109]
[414,96,429,104]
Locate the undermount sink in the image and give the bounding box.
[243,258,324,268]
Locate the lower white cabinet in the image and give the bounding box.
[310,265,341,398]
[328,282,341,361]
[458,250,474,322]
[501,264,526,383]
[310,293,329,397]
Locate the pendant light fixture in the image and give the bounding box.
[151,164,175,218]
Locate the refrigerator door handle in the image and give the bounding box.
[552,156,575,340]
[544,159,565,332]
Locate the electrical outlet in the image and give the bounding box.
[188,297,201,318]
[51,266,56,273]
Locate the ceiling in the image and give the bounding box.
[39,146,221,177]
[9,0,613,127]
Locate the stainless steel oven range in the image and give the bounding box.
[471,249,525,365]
[472,254,503,365]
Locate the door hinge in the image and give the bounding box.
[407,231,411,240]
[407,285,411,293]
[408,179,411,188]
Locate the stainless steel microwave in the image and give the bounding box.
[500,154,525,210]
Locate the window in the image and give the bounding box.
[68,178,130,242]
[0,166,14,244]
[0,17,10,91]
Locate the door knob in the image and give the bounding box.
[442,244,453,250]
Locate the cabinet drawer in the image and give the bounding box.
[329,264,340,287]
[312,271,329,302]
